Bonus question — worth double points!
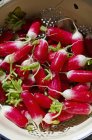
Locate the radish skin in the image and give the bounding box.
[1,105,28,128]
[64,101,92,115]
[67,70,92,82]
[62,89,92,103]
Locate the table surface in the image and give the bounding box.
[0,134,92,140]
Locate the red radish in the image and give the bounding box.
[50,49,68,73]
[0,62,11,73]
[61,59,69,72]
[0,41,25,57]
[58,110,74,122]
[0,30,14,43]
[85,33,92,57]
[33,39,48,64]
[45,27,72,46]
[48,74,61,99]
[23,74,35,85]
[15,67,29,79]
[64,101,92,115]
[48,51,56,63]
[21,91,45,125]
[21,56,34,66]
[27,21,41,39]
[48,44,58,63]
[67,70,92,82]
[62,88,92,103]
[1,105,28,128]
[71,29,84,55]
[72,83,90,91]
[34,93,52,109]
[2,44,31,64]
[22,74,35,90]
[60,81,70,92]
[68,55,90,70]
[21,110,31,121]
[34,67,49,91]
[0,83,6,103]
[43,111,73,124]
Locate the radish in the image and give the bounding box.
[72,83,91,91]
[43,111,74,125]
[67,70,92,82]
[42,26,72,46]
[1,105,28,128]
[42,112,57,124]
[62,88,92,103]
[15,67,29,79]
[64,101,92,115]
[50,49,68,73]
[48,74,62,99]
[60,81,70,92]
[27,20,41,39]
[34,67,49,91]
[34,93,52,109]
[71,30,84,55]
[68,55,90,70]
[48,51,56,63]
[0,41,25,57]
[48,44,59,63]
[21,91,45,125]
[33,39,48,64]
[2,44,31,64]
[22,74,35,90]
[58,110,74,122]
[85,33,92,57]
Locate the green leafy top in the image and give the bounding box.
[19,62,40,71]
[87,59,92,65]
[49,42,61,52]
[1,62,22,106]
[49,99,63,113]
[2,79,22,106]
[43,69,52,81]
[5,7,26,31]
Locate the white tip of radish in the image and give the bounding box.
[28,74,35,82]
[21,58,33,66]
[62,89,73,100]
[72,31,83,40]
[67,70,74,79]
[1,105,12,115]
[24,111,32,121]
[14,41,24,48]
[59,49,67,55]
[43,114,52,124]
[27,31,37,39]
[4,54,14,63]
[77,55,87,67]
[33,116,43,126]
[89,105,92,114]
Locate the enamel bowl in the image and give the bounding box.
[0,0,92,140]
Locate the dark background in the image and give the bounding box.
[0,134,92,140]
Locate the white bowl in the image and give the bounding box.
[0,0,92,140]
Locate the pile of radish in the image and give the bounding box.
[0,7,92,131]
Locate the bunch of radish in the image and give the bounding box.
[0,7,92,132]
